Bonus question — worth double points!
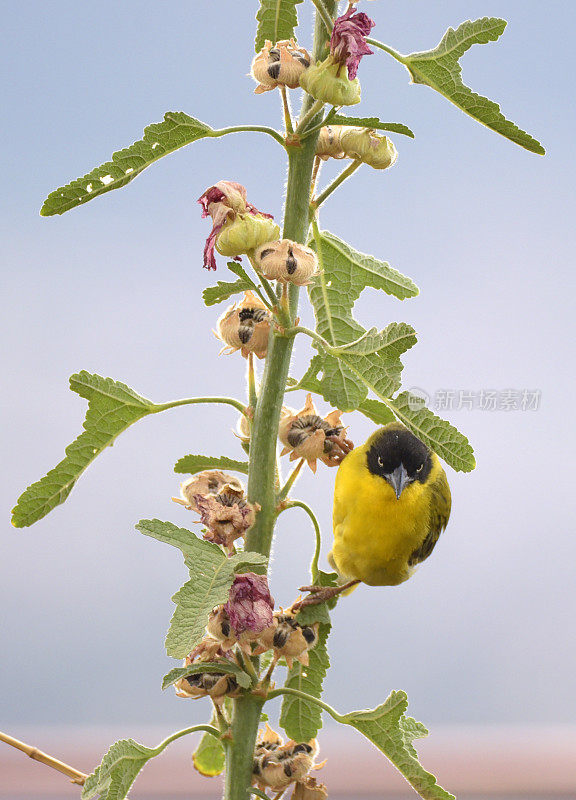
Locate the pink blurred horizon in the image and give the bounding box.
[1,725,575,796]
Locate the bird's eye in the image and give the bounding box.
[416,464,423,473]
[377,456,384,467]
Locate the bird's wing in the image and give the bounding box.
[408,468,452,567]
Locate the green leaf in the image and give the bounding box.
[340,691,454,800]
[255,0,303,52]
[136,520,267,657]
[174,454,249,475]
[357,398,396,426]
[81,737,171,800]
[41,112,215,216]
[203,279,254,307]
[386,392,475,472]
[193,716,225,777]
[327,114,415,138]
[162,661,251,691]
[300,230,419,412]
[280,572,336,741]
[371,18,544,155]
[12,372,160,528]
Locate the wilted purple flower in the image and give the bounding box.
[330,7,375,79]
[225,572,274,635]
[198,180,274,270]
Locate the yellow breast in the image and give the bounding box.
[331,445,440,586]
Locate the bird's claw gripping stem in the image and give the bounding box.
[291,580,360,610]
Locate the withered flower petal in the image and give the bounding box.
[330,7,375,79]
[225,572,274,635]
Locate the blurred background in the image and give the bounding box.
[1,0,574,797]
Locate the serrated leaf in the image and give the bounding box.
[328,114,415,138]
[280,573,336,741]
[357,398,396,426]
[162,661,251,691]
[255,0,303,52]
[301,230,419,412]
[193,717,225,777]
[174,454,249,475]
[136,520,267,657]
[12,372,160,528]
[203,278,254,306]
[41,112,214,216]
[339,691,454,800]
[387,392,475,472]
[81,738,161,800]
[372,18,544,155]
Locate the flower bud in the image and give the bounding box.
[254,240,318,286]
[216,214,280,259]
[339,127,398,170]
[256,612,319,669]
[299,56,361,106]
[279,394,353,472]
[216,291,272,359]
[315,125,347,161]
[252,39,312,94]
[174,470,244,511]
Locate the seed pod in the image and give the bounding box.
[216,214,280,259]
[254,240,318,286]
[176,671,241,703]
[252,39,312,94]
[216,291,272,359]
[291,777,329,800]
[299,56,361,106]
[173,470,244,511]
[256,612,319,669]
[253,728,319,792]
[315,125,347,161]
[194,489,258,551]
[279,394,354,472]
[339,127,398,170]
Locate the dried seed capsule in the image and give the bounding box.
[216,291,272,359]
[279,394,353,472]
[252,39,312,94]
[339,127,398,170]
[256,612,319,669]
[173,639,238,702]
[253,727,319,792]
[174,470,244,511]
[291,777,329,800]
[194,490,258,551]
[315,125,347,161]
[254,240,318,285]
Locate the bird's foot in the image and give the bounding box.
[291,580,360,610]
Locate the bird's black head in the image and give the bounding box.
[366,425,432,499]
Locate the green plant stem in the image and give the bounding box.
[366,38,405,64]
[155,396,247,415]
[266,686,342,721]
[247,353,257,410]
[278,500,322,582]
[312,159,362,209]
[277,459,305,501]
[210,125,286,148]
[295,99,325,135]
[308,0,334,34]
[223,5,337,800]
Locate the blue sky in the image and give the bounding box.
[1,0,574,729]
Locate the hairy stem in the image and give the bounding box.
[223,5,337,799]
[279,500,322,582]
[312,159,362,209]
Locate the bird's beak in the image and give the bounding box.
[386,464,410,499]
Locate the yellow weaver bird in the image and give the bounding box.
[298,423,451,606]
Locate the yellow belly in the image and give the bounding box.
[331,446,433,586]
